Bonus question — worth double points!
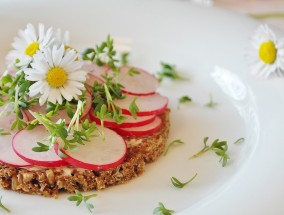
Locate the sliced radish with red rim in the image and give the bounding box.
[12,125,67,167]
[82,62,109,78]
[86,73,104,87]
[55,126,126,170]
[89,108,156,128]
[114,94,168,116]
[115,116,162,137]
[109,66,159,96]
[0,104,31,167]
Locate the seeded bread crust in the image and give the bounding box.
[0,109,170,197]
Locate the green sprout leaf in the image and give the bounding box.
[178,96,192,109]
[153,202,175,215]
[157,62,188,81]
[0,196,11,213]
[121,52,129,66]
[81,35,118,69]
[190,137,230,167]
[205,94,218,109]
[171,173,197,188]
[233,138,245,145]
[32,142,50,152]
[164,139,184,156]
[127,68,140,77]
[129,97,139,119]
[0,128,10,136]
[67,190,97,213]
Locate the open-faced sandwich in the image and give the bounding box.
[0,24,170,197]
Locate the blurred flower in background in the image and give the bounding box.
[215,0,284,30]
[185,0,284,30]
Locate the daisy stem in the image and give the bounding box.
[249,12,284,19]
[67,100,84,132]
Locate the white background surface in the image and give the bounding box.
[0,0,284,214]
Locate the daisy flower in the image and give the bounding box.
[248,24,284,78]
[24,45,87,105]
[6,23,54,68]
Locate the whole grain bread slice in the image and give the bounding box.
[0,109,170,197]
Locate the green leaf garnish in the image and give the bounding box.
[129,97,139,119]
[0,72,38,131]
[29,100,97,152]
[164,139,184,156]
[0,128,10,136]
[81,35,117,69]
[178,96,192,109]
[153,202,175,215]
[0,196,11,213]
[233,138,245,145]
[32,142,49,152]
[67,190,97,213]
[190,137,230,167]
[157,62,187,81]
[205,94,218,109]
[171,173,197,188]
[127,68,140,77]
[121,52,129,66]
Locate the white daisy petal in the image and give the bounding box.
[26,23,37,42]
[68,70,87,82]
[60,86,73,101]
[39,86,50,106]
[48,87,58,104]
[60,49,77,66]
[66,80,85,90]
[38,23,45,42]
[29,80,43,92]
[56,89,63,105]
[64,61,83,72]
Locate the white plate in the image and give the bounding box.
[0,0,283,214]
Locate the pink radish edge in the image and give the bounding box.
[0,109,31,167]
[115,117,162,137]
[117,95,169,117]
[54,126,127,171]
[89,108,156,128]
[109,66,159,96]
[54,144,126,170]
[12,126,67,167]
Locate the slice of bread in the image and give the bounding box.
[0,109,170,197]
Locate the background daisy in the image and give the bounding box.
[6,23,54,69]
[248,24,284,78]
[24,45,86,105]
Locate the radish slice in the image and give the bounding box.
[12,125,67,167]
[0,104,31,167]
[114,94,168,116]
[109,66,159,95]
[24,91,92,124]
[55,126,126,170]
[86,73,104,87]
[115,117,162,137]
[82,62,109,78]
[89,108,156,128]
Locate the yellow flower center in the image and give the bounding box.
[64,45,73,50]
[259,41,277,64]
[46,67,67,88]
[25,42,40,57]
